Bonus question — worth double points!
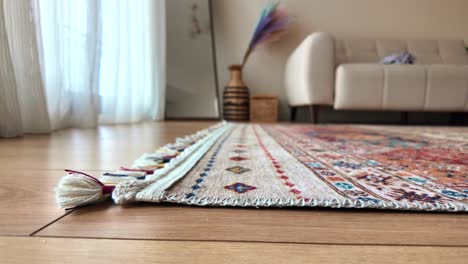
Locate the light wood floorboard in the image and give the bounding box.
[0,169,65,236]
[0,121,215,171]
[0,121,214,235]
[35,202,468,246]
[1,237,467,264]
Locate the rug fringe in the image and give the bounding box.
[54,122,228,208]
[112,122,230,204]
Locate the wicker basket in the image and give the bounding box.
[250,94,278,122]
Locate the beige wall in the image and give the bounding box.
[212,0,468,120]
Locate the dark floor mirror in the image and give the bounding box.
[165,0,220,120]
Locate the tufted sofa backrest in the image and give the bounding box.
[335,38,468,66]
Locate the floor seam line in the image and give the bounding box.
[29,210,75,237]
[29,235,468,248]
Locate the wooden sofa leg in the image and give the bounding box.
[309,105,318,124]
[401,112,409,125]
[290,106,297,122]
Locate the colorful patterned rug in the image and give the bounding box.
[56,123,468,212]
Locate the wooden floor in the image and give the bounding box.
[0,121,467,263]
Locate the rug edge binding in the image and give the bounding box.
[153,194,468,212]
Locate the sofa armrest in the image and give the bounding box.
[284,32,335,106]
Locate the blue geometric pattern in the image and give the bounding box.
[224,182,257,194]
[184,132,231,199]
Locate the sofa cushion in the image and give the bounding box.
[335,64,384,109]
[426,65,468,111]
[335,64,468,111]
[335,38,468,66]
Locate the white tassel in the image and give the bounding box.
[55,172,114,209]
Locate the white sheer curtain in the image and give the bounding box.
[35,0,101,129]
[99,0,165,123]
[0,0,51,137]
[0,0,166,137]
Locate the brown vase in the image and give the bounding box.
[223,64,250,121]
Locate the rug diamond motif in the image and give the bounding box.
[224,182,257,194]
[226,166,251,174]
[229,156,248,161]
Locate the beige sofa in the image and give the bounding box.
[284,32,468,123]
